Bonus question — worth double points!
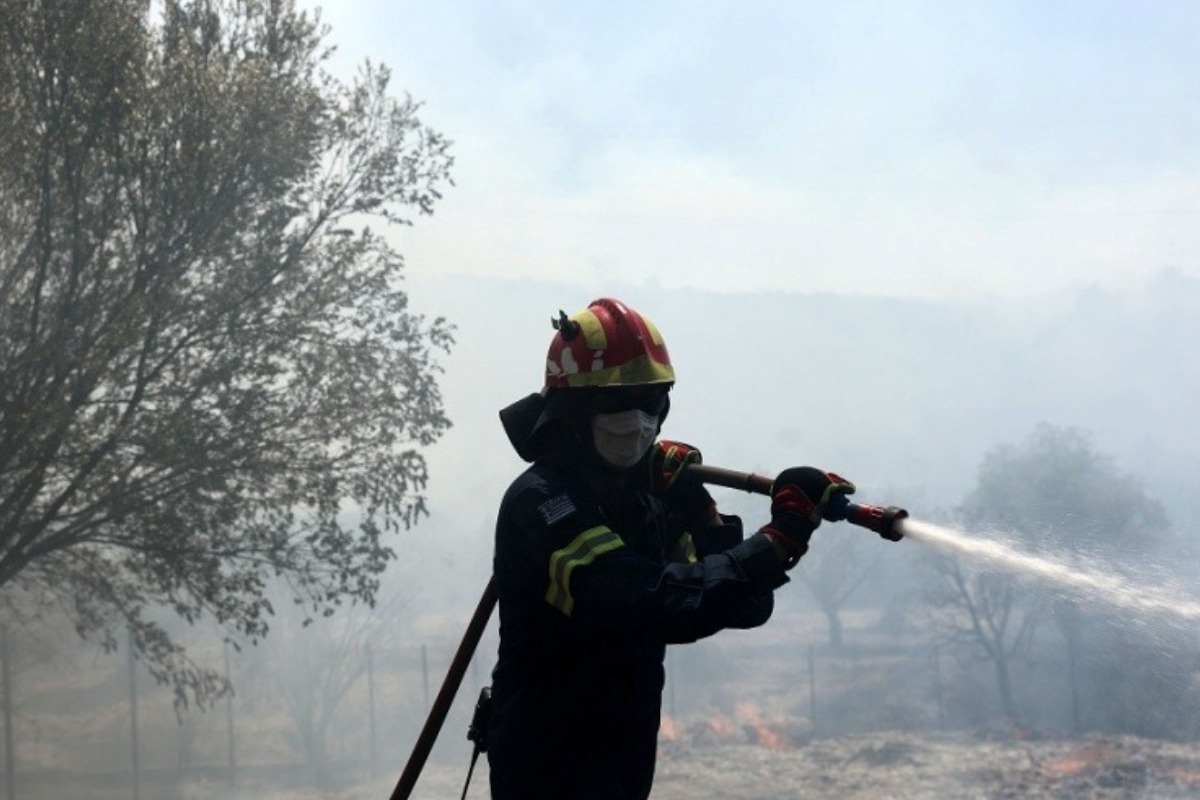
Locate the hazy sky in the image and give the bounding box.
[281,2,1200,612]
[313,0,1200,301]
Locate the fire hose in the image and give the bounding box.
[387,463,908,800]
[683,464,908,541]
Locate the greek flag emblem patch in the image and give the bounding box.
[538,495,576,526]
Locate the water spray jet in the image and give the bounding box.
[899,517,1200,622]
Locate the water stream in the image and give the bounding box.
[898,517,1200,622]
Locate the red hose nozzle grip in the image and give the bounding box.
[846,503,907,541]
[825,496,906,541]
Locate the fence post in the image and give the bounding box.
[224,642,236,784]
[127,629,140,800]
[367,644,378,778]
[421,645,430,711]
[933,644,945,730]
[2,626,16,800]
[807,645,817,728]
[1066,635,1081,734]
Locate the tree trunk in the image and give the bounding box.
[993,653,1019,721]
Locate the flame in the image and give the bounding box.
[734,702,791,750]
[659,714,679,742]
[706,713,738,739]
[669,704,800,749]
[750,722,789,750]
[1043,742,1119,778]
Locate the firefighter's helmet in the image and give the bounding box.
[544,298,674,389]
[500,298,674,462]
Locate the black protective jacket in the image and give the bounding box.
[486,457,789,800]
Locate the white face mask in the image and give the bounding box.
[591,410,659,469]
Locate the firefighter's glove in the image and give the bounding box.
[761,467,856,560]
[641,440,718,525]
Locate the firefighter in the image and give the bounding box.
[488,297,854,800]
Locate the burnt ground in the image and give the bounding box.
[370,731,1200,800]
[651,733,1200,800]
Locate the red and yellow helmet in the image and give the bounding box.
[544,298,674,389]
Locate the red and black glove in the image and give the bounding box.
[641,440,718,524]
[761,467,856,560]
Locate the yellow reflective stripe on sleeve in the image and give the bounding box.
[670,532,698,565]
[545,525,624,616]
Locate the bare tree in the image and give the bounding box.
[797,527,879,649]
[0,0,453,704]
[920,549,1041,721]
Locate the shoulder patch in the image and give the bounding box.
[537,495,577,526]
